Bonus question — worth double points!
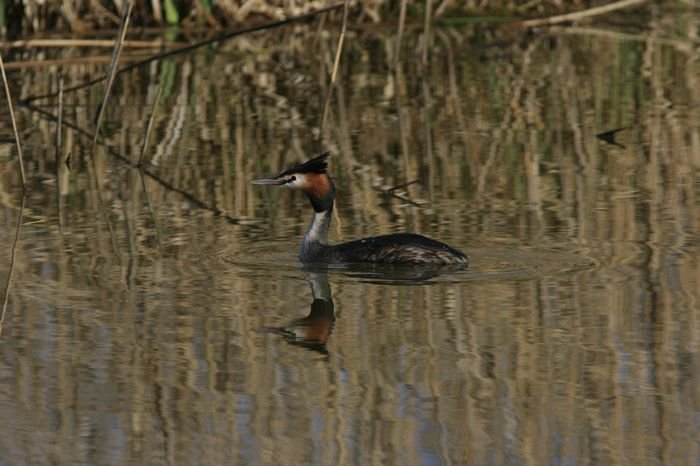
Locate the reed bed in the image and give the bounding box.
[6,0,624,34]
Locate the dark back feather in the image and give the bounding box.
[306,233,469,266]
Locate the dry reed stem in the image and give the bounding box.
[3,54,155,70]
[56,75,65,231]
[520,0,648,28]
[551,26,696,54]
[393,0,408,68]
[108,153,134,289]
[319,0,350,147]
[91,1,133,156]
[422,78,434,197]
[2,38,175,49]
[139,170,163,247]
[394,67,411,186]
[0,53,27,188]
[422,0,433,67]
[436,29,472,176]
[0,51,27,336]
[22,2,345,103]
[434,0,453,18]
[88,3,132,263]
[0,195,26,336]
[138,84,163,167]
[150,0,163,23]
[89,147,122,262]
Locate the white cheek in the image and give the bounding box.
[289,176,306,189]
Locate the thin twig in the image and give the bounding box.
[383,179,420,193]
[137,84,163,167]
[0,195,25,336]
[520,0,648,28]
[21,2,345,104]
[375,183,423,208]
[319,0,350,146]
[0,52,27,189]
[91,1,133,156]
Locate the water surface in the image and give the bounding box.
[1,14,699,466]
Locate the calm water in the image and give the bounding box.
[1,14,699,466]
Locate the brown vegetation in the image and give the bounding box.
[7,0,608,35]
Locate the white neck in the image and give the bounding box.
[304,209,332,246]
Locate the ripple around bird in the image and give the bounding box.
[219,240,596,285]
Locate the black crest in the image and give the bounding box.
[278,153,330,177]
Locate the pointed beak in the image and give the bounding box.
[251,178,287,186]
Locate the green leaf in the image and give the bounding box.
[163,0,180,25]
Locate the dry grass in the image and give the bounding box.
[5,0,622,33]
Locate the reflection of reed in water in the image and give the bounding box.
[258,270,335,356]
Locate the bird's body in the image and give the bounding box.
[303,232,467,265]
[252,154,468,266]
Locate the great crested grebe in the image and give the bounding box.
[252,153,468,265]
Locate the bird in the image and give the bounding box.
[251,153,468,265]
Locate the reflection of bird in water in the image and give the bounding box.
[252,153,468,266]
[258,270,335,356]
